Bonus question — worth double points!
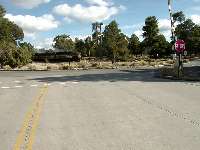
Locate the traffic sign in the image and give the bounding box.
[175,40,185,53]
[184,50,187,56]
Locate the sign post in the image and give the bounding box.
[175,40,186,78]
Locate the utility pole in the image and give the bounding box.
[168,0,183,78]
[168,0,176,46]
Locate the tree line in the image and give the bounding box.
[54,12,200,63]
[0,3,200,67]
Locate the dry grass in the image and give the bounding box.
[1,57,186,71]
[2,65,12,70]
[27,63,47,71]
[47,64,59,70]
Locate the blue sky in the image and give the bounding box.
[0,0,200,49]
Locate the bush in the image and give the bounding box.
[0,41,33,68]
[27,63,47,71]
[138,60,148,66]
[150,62,156,66]
[77,61,88,69]
[47,64,59,70]
[3,65,12,70]
[59,64,73,70]
[91,62,100,68]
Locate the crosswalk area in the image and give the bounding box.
[0,80,81,90]
[183,82,200,87]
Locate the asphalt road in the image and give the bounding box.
[0,69,200,150]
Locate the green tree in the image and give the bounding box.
[74,38,87,57]
[103,20,129,63]
[172,11,185,24]
[175,19,196,53]
[142,16,170,57]
[0,41,32,67]
[0,41,17,67]
[0,5,6,17]
[0,5,33,68]
[85,36,95,57]
[175,19,195,40]
[53,34,74,51]
[0,18,24,43]
[142,16,160,56]
[151,35,170,57]
[142,16,159,40]
[0,5,24,43]
[128,34,141,56]
[117,33,129,61]
[19,42,35,56]
[190,25,200,54]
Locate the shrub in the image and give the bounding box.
[47,64,59,70]
[91,62,100,68]
[3,65,12,70]
[138,60,148,66]
[77,61,88,69]
[59,64,73,70]
[0,41,33,68]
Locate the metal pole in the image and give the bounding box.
[178,54,180,77]
[168,0,176,44]
[168,0,181,78]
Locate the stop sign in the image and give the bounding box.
[175,40,185,53]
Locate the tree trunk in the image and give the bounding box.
[112,53,116,64]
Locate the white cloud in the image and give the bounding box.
[5,14,59,38]
[35,35,90,49]
[133,30,143,41]
[158,19,171,32]
[191,14,200,24]
[34,37,54,49]
[71,35,91,41]
[86,0,112,6]
[53,0,124,22]
[121,23,142,30]
[11,0,51,9]
[128,19,172,41]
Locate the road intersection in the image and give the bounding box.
[0,69,200,150]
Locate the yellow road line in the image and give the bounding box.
[13,85,48,150]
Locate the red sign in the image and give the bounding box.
[175,40,185,53]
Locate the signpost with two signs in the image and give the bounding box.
[175,39,186,78]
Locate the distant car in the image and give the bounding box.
[33,51,81,62]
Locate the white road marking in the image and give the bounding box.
[54,75,63,77]
[14,80,21,83]
[72,82,79,84]
[59,82,66,85]
[1,87,10,89]
[30,84,38,87]
[43,83,52,86]
[14,85,23,88]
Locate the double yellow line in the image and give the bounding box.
[13,85,48,150]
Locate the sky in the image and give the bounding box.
[0,0,200,49]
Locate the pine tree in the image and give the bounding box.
[103,20,129,63]
[128,34,141,56]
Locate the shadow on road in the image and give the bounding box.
[184,66,200,78]
[29,69,192,83]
